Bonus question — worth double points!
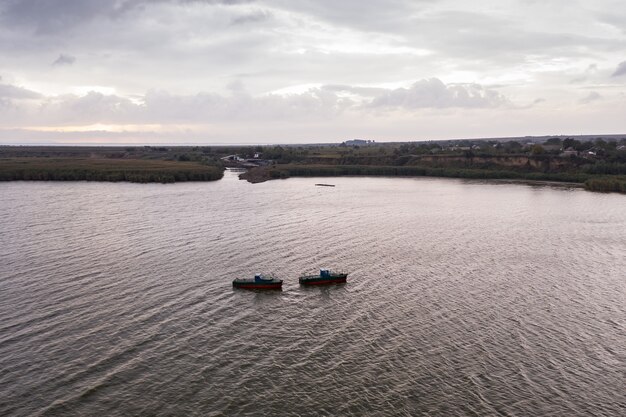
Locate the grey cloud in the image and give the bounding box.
[140,87,351,123]
[0,0,111,34]
[570,64,598,84]
[406,11,618,64]
[369,78,509,109]
[579,91,602,104]
[321,85,386,97]
[29,91,140,126]
[266,0,430,32]
[0,82,43,99]
[612,61,626,77]
[52,54,76,66]
[0,0,252,34]
[598,10,626,34]
[230,9,271,25]
[0,86,351,126]
[1,78,513,128]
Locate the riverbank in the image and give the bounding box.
[239,164,626,193]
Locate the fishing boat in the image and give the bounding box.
[232,274,283,290]
[299,269,348,285]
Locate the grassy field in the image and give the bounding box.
[0,158,224,183]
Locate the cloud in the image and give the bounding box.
[321,84,386,97]
[612,61,626,77]
[0,83,353,126]
[230,9,271,25]
[0,0,251,34]
[0,77,518,135]
[135,87,353,123]
[0,0,111,34]
[1,1,625,143]
[0,82,43,100]
[579,91,602,104]
[570,64,598,83]
[369,78,509,109]
[0,78,514,128]
[268,0,423,31]
[52,53,76,66]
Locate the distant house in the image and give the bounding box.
[220,154,245,162]
[560,148,578,157]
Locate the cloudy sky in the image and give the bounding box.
[1,0,625,144]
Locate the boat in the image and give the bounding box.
[232,274,283,290]
[315,183,335,187]
[299,269,348,285]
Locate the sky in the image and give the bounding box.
[0,0,625,145]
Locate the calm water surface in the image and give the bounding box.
[1,171,625,416]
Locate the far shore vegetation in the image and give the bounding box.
[0,146,224,183]
[236,135,626,194]
[1,135,626,193]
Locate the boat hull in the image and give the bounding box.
[232,279,283,290]
[232,282,282,290]
[233,282,283,290]
[299,274,348,286]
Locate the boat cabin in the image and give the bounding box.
[254,274,272,282]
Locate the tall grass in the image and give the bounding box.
[584,177,626,193]
[0,158,224,183]
[268,164,591,183]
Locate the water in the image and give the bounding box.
[1,171,624,416]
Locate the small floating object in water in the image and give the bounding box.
[299,269,348,285]
[233,274,283,290]
[315,183,335,187]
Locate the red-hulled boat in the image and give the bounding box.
[232,274,283,290]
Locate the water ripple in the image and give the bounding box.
[0,173,625,416]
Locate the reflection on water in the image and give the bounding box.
[1,171,625,416]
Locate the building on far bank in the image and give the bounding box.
[560,148,578,157]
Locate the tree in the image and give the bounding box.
[575,141,593,152]
[531,144,545,155]
[545,137,562,146]
[594,139,608,149]
[504,141,522,152]
[562,138,581,150]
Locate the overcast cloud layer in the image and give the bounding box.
[1,0,625,144]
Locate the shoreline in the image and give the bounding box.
[472,178,584,188]
[242,171,585,189]
[237,166,626,193]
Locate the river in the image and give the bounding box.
[1,171,624,416]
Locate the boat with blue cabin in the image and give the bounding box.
[299,269,348,285]
[232,274,283,290]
